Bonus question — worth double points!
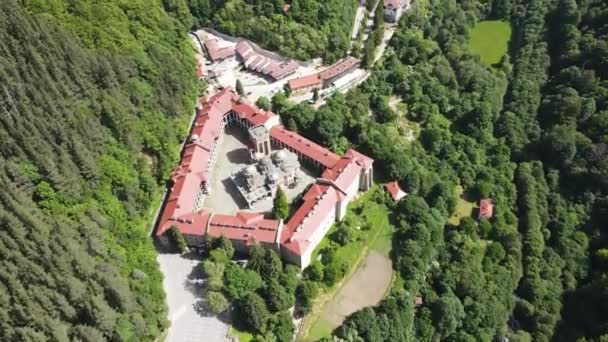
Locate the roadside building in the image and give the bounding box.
[236,40,299,80]
[287,74,322,93]
[286,57,360,95]
[384,0,408,23]
[203,38,236,62]
[319,57,360,86]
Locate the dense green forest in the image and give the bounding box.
[0,0,196,340]
[182,0,358,62]
[268,0,608,340]
[2,0,608,340]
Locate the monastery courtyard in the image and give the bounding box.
[202,125,317,215]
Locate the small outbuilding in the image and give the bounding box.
[478,198,494,220]
[385,181,407,202]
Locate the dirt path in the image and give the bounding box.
[312,251,393,336]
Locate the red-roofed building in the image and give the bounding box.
[207,212,282,251]
[478,198,494,220]
[385,181,407,202]
[415,295,424,308]
[287,74,322,93]
[384,0,408,23]
[156,87,374,269]
[203,39,236,62]
[269,126,340,169]
[286,57,360,94]
[319,57,360,85]
[236,40,299,80]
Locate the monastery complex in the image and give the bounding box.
[156,89,374,269]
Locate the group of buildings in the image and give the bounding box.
[156,88,374,269]
[194,30,300,81]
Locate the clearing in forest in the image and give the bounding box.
[469,20,511,65]
[301,191,394,341]
[305,252,393,341]
[448,185,476,226]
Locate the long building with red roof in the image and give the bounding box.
[156,88,373,268]
[287,57,360,93]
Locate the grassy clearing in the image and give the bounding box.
[469,20,511,65]
[230,326,254,342]
[300,187,394,341]
[307,319,333,341]
[448,186,475,226]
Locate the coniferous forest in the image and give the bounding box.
[0,0,196,340]
[1,0,608,341]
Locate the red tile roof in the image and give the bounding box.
[156,90,236,236]
[207,212,280,245]
[479,198,493,219]
[288,74,322,91]
[280,184,341,255]
[269,126,340,169]
[232,101,275,127]
[204,39,235,62]
[385,181,407,202]
[157,88,375,263]
[384,0,402,9]
[319,57,360,82]
[236,41,299,80]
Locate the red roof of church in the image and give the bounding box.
[478,198,493,219]
[385,181,407,202]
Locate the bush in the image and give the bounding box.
[213,236,235,259]
[304,261,324,281]
[272,186,289,220]
[332,225,355,246]
[167,226,187,253]
[296,281,319,315]
[237,293,270,333]
[207,291,229,313]
[323,261,348,286]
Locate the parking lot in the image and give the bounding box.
[158,252,229,342]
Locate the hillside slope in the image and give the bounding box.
[0,0,196,340]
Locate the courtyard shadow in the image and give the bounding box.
[221,178,250,210]
[226,147,250,164]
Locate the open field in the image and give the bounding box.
[448,186,475,225]
[469,20,511,65]
[306,251,393,341]
[299,188,395,341]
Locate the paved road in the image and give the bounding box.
[158,253,229,342]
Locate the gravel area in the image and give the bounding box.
[158,252,229,342]
[317,251,393,329]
